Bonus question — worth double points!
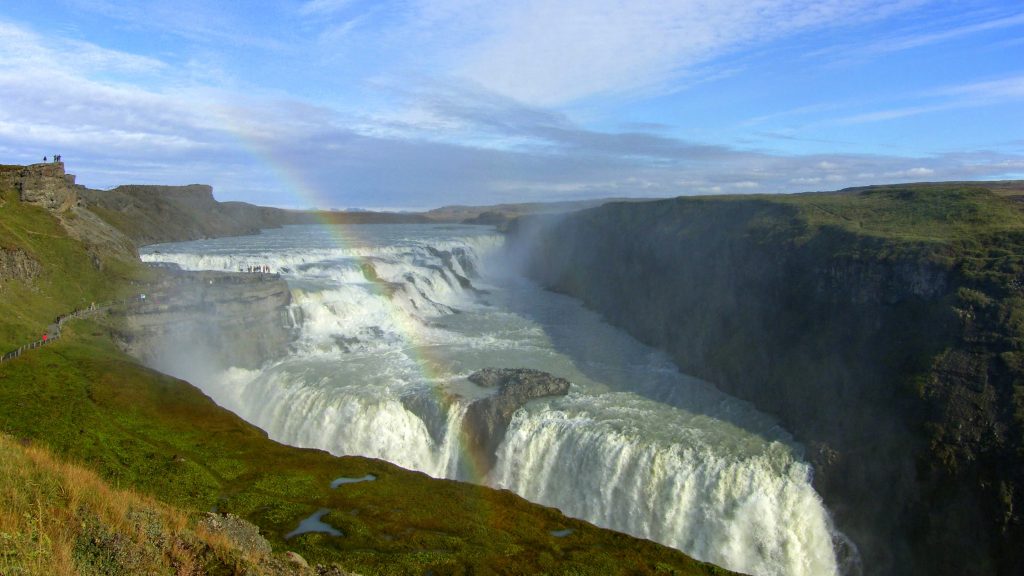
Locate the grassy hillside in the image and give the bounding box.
[0,432,320,576]
[0,181,148,351]
[1,169,735,575]
[1,331,736,575]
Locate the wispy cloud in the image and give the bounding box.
[68,0,290,50]
[813,10,1024,60]
[0,21,166,75]
[834,74,1024,125]
[318,14,368,43]
[299,0,357,17]
[941,75,1024,101]
[430,0,931,105]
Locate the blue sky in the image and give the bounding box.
[1,1,1022,209]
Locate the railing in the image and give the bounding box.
[0,333,62,362]
[0,295,145,364]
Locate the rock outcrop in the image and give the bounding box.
[0,162,138,268]
[198,513,363,575]
[112,269,294,370]
[510,185,1024,576]
[199,512,273,557]
[2,162,79,212]
[462,368,571,472]
[0,248,42,286]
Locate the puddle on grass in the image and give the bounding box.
[550,529,574,538]
[331,474,377,488]
[285,508,343,539]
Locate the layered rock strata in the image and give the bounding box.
[112,270,294,370]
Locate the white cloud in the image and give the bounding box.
[0,17,1020,209]
[432,0,930,105]
[318,15,367,43]
[0,21,166,75]
[942,75,1024,100]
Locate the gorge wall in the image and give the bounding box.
[80,184,288,245]
[110,269,295,372]
[510,185,1024,576]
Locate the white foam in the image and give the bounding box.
[143,225,844,576]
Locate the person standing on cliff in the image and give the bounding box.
[43,156,47,162]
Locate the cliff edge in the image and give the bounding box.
[512,183,1024,576]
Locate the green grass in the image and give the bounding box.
[779,184,1024,242]
[0,325,735,575]
[0,186,149,351]
[662,183,1024,245]
[0,431,308,576]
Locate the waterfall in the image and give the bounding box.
[493,403,840,576]
[140,224,847,576]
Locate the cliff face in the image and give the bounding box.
[111,270,295,370]
[511,186,1024,576]
[79,184,284,245]
[0,163,137,267]
[0,162,78,212]
[80,184,433,247]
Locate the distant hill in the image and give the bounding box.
[80,184,431,246]
[425,198,635,224]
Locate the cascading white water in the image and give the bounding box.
[140,223,847,576]
[494,401,839,575]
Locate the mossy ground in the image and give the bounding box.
[1,174,735,574]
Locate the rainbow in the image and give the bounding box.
[233,130,500,489]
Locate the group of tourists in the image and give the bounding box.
[244,264,272,273]
[43,154,62,163]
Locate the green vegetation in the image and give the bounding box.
[782,185,1024,242]
[1,169,735,574]
[1,332,734,574]
[0,182,148,351]
[0,432,308,576]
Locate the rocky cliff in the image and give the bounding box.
[511,184,1024,576]
[79,184,288,245]
[111,269,295,370]
[1,162,78,212]
[80,184,432,247]
[0,162,137,268]
[0,248,41,286]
